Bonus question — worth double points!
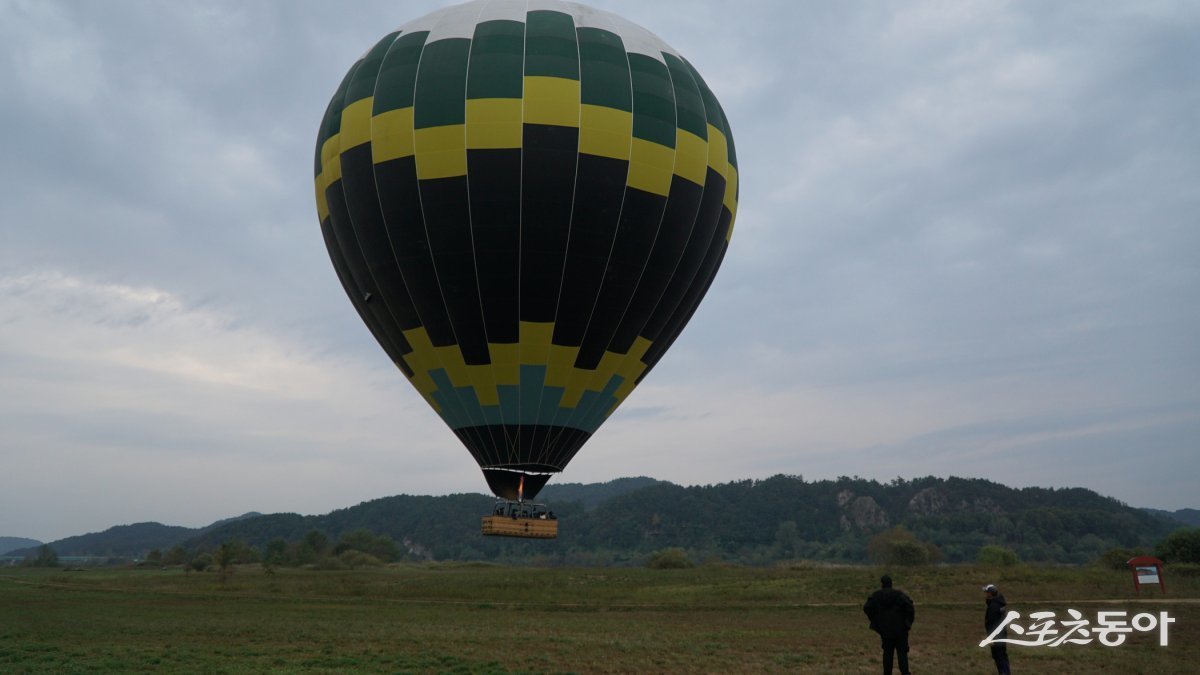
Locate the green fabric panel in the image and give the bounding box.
[683,56,734,168]
[577,27,632,112]
[524,10,579,80]
[628,54,676,148]
[347,32,398,104]
[414,38,472,129]
[467,20,525,100]
[315,65,356,175]
[663,53,707,140]
[725,102,738,170]
[373,31,429,114]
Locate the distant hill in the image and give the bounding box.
[539,476,666,509]
[5,512,263,559]
[7,523,196,559]
[187,475,1183,565]
[18,477,1191,565]
[1142,507,1200,527]
[0,537,42,556]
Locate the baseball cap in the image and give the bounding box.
[982,584,998,593]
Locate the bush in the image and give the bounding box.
[646,548,693,569]
[338,550,384,569]
[1168,563,1200,577]
[1095,547,1149,570]
[334,529,401,562]
[1156,527,1200,564]
[977,545,1020,567]
[868,527,941,566]
[190,553,213,572]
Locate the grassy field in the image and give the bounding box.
[1,562,1197,673]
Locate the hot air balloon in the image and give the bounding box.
[314,0,738,537]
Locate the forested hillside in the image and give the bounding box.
[182,475,1179,565]
[7,523,195,559]
[14,476,1185,566]
[5,513,262,559]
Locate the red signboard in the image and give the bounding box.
[1127,555,1166,594]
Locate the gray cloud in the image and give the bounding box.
[1,0,1196,541]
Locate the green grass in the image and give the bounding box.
[1,563,1196,673]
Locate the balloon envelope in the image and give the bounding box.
[314,0,738,500]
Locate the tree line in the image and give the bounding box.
[18,475,1200,569]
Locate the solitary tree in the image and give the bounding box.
[215,541,238,581]
[163,545,188,566]
[33,545,59,568]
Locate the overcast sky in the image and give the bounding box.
[2,0,1197,542]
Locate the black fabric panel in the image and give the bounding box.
[574,187,667,369]
[551,153,628,347]
[459,424,591,475]
[374,156,456,347]
[609,174,705,354]
[521,123,579,323]
[482,469,552,501]
[340,143,421,331]
[324,179,414,362]
[639,209,731,375]
[419,175,491,365]
[641,241,728,378]
[638,165,727,341]
[319,213,413,377]
[532,426,590,473]
[467,149,522,344]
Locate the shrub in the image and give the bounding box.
[646,548,693,569]
[977,545,1020,567]
[190,552,213,572]
[868,527,941,566]
[338,550,384,569]
[1095,547,1149,570]
[1156,527,1200,564]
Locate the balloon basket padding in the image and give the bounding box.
[481,500,558,539]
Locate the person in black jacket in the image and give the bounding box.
[863,575,915,675]
[984,584,1011,674]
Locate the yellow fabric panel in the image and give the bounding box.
[433,341,470,387]
[465,363,500,406]
[706,123,729,178]
[610,337,653,405]
[558,351,618,409]
[314,134,342,222]
[399,327,443,408]
[627,138,675,197]
[545,343,580,390]
[314,179,329,222]
[339,97,374,150]
[466,98,523,150]
[579,104,632,160]
[726,211,737,242]
[489,342,519,387]
[586,350,626,398]
[370,107,415,163]
[414,124,467,179]
[519,321,553,366]
[673,128,708,187]
[723,165,739,214]
[319,134,343,184]
[523,76,580,128]
[559,371,590,409]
